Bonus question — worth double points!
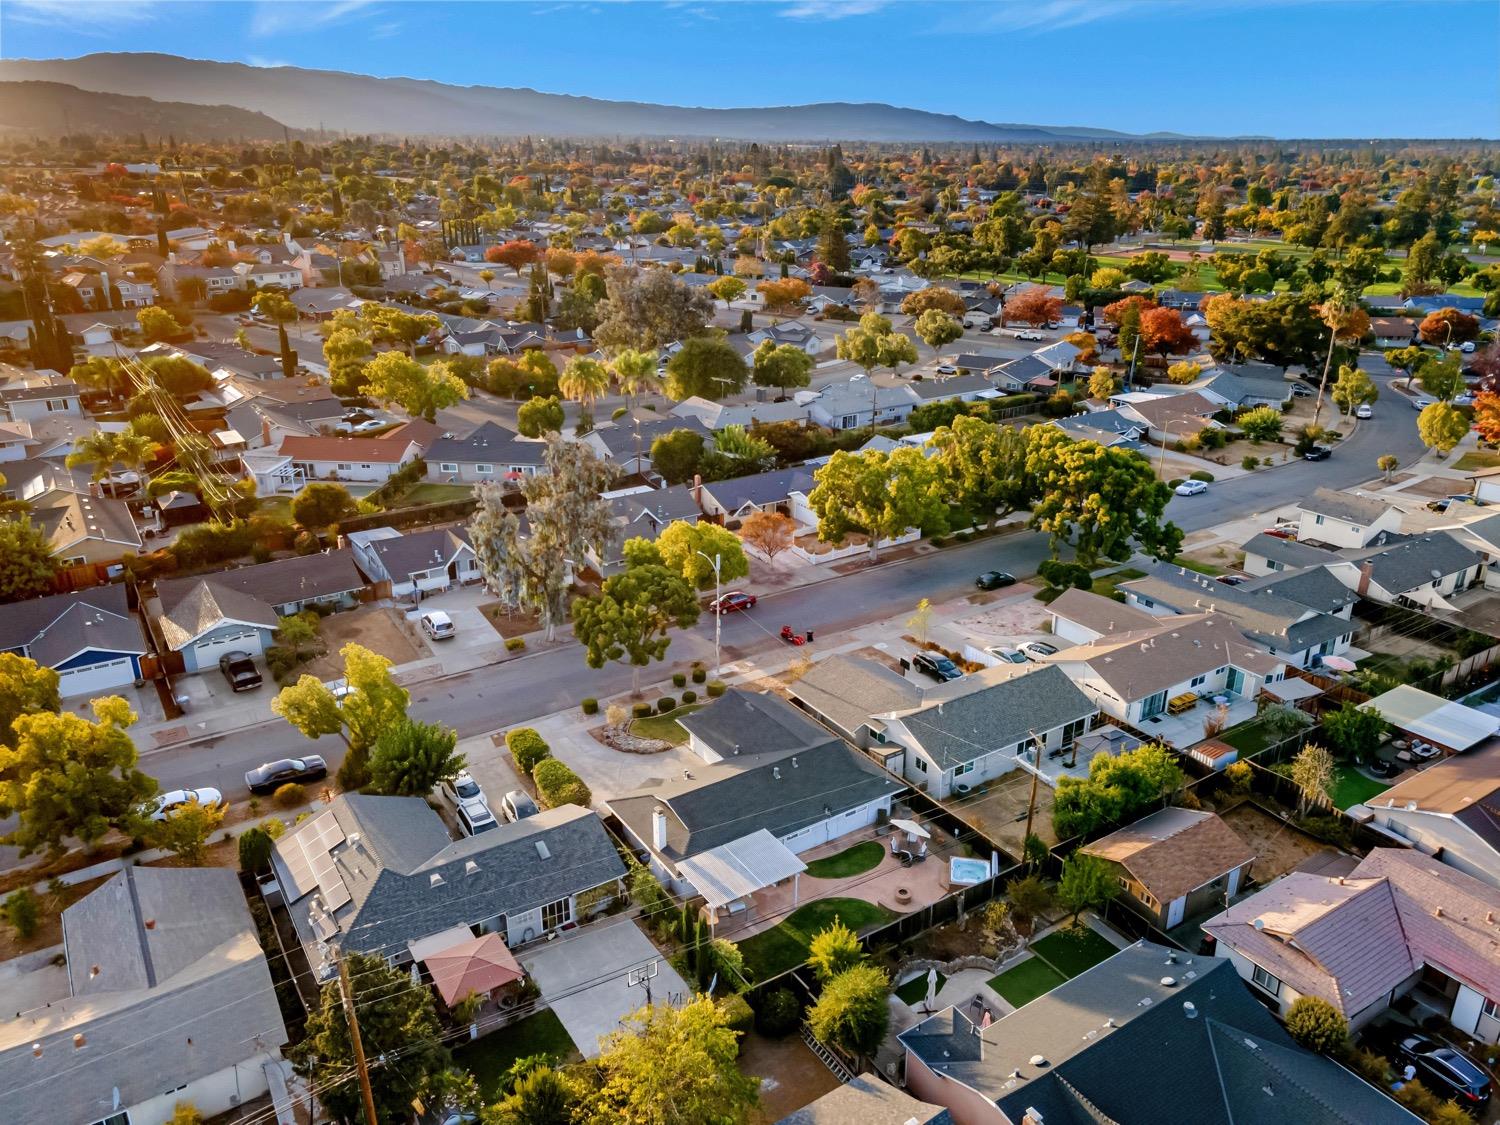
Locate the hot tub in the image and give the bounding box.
[949,857,991,885]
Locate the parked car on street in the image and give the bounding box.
[1018,641,1058,661]
[1303,446,1332,461]
[1413,396,1435,410]
[1290,383,1314,397]
[935,363,957,375]
[147,787,224,821]
[912,652,963,682]
[1393,1034,1491,1114]
[245,756,327,794]
[218,651,262,692]
[1175,480,1208,496]
[420,610,456,640]
[1013,329,1044,341]
[976,570,1016,590]
[710,591,757,614]
[501,790,539,822]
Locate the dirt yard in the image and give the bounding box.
[479,603,541,639]
[302,605,424,679]
[0,875,111,961]
[950,592,1052,642]
[958,770,1058,854]
[742,1032,841,1124]
[1220,802,1339,885]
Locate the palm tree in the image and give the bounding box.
[1312,283,1366,427]
[559,356,610,431]
[65,430,152,484]
[610,348,660,412]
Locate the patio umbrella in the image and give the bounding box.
[423,933,524,1007]
[1319,655,1357,672]
[924,967,939,1010]
[889,817,931,840]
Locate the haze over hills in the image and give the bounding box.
[0,80,287,141]
[0,53,1194,143]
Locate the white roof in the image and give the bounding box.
[676,829,807,910]
[408,924,481,963]
[1361,685,1499,752]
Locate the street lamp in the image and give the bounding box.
[696,550,722,676]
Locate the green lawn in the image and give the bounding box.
[988,958,1067,1009]
[628,703,703,744]
[738,897,894,981]
[896,970,947,1007]
[399,482,475,506]
[1329,765,1391,811]
[804,841,885,880]
[1090,566,1146,602]
[1029,927,1119,977]
[453,1009,579,1100]
[1172,556,1225,577]
[1221,716,1281,756]
[1455,451,1500,472]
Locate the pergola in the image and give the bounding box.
[677,829,808,922]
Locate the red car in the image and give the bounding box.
[711,591,757,615]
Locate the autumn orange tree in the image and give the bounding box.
[485,239,541,276]
[1472,392,1500,445]
[1139,307,1198,358]
[1006,285,1062,328]
[1101,294,1155,327]
[739,510,796,562]
[900,287,967,318]
[1419,307,1480,346]
[757,278,812,317]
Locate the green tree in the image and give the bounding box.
[1238,405,1285,442]
[1418,353,1466,402]
[1052,743,1184,840]
[807,916,864,982]
[560,355,611,417]
[649,429,706,484]
[272,643,409,789]
[3,887,39,940]
[1290,742,1335,816]
[65,429,153,483]
[807,963,889,1059]
[571,555,700,697]
[0,695,155,856]
[0,518,58,603]
[593,265,715,353]
[750,339,814,391]
[1057,851,1119,923]
[706,275,747,304]
[807,447,947,561]
[291,482,357,529]
[610,348,662,409]
[368,718,465,797]
[654,520,750,591]
[927,415,1031,529]
[1378,454,1400,481]
[1417,400,1469,456]
[1166,361,1202,385]
[147,798,224,865]
[1330,366,1378,414]
[251,290,298,324]
[485,1066,579,1125]
[136,305,183,342]
[835,311,917,386]
[1088,366,1119,400]
[1321,702,1386,762]
[238,825,273,873]
[664,336,748,401]
[1284,996,1349,1055]
[913,308,964,361]
[710,423,776,468]
[0,653,59,744]
[581,996,758,1125]
[1402,231,1442,296]
[468,437,617,642]
[517,395,565,438]
[360,352,468,422]
[294,951,454,1125]
[324,327,373,397]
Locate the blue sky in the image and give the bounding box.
[2,0,1496,138]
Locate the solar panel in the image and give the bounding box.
[281,812,347,899]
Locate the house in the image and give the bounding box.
[1371,316,1420,347]
[900,940,1420,1125]
[1297,487,1401,549]
[0,377,83,422]
[1189,362,1294,409]
[1051,408,1144,447]
[583,415,713,476]
[1112,390,1222,443]
[279,431,424,484]
[272,796,625,981]
[1046,585,1160,645]
[30,488,142,565]
[872,665,1097,799]
[806,379,917,431]
[988,353,1057,393]
[1331,532,1483,610]
[1240,530,1342,577]
[747,321,821,355]
[1240,562,1360,619]
[1204,849,1500,1044]
[1117,562,1355,670]
[1364,740,1500,888]
[1031,338,1082,373]
[166,550,366,620]
[1358,684,1498,756]
[669,396,810,430]
[153,580,282,672]
[0,867,289,1125]
[1042,608,1286,729]
[695,466,817,526]
[0,584,147,697]
[776,1076,949,1125]
[1081,807,1254,928]
[596,485,703,573]
[348,526,479,598]
[787,653,923,749]
[232,261,304,291]
[606,691,903,908]
[424,421,547,485]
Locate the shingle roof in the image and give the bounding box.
[156,577,279,650]
[1300,486,1391,526]
[679,689,842,760]
[1346,532,1481,594]
[0,584,143,667]
[1083,808,1254,904]
[279,433,417,463]
[1241,565,1357,615]
[1048,613,1280,700]
[1048,587,1158,636]
[424,421,546,466]
[1241,531,1342,569]
[775,1076,949,1125]
[786,654,922,738]
[356,527,472,584]
[158,550,365,614]
[700,466,816,512]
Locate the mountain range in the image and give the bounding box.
[0,53,1191,143]
[0,80,286,141]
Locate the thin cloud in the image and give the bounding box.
[4,0,156,31]
[370,20,402,38]
[780,0,890,21]
[245,55,292,68]
[249,0,378,38]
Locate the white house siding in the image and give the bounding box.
[123,1052,280,1125]
[293,458,406,484]
[1367,811,1500,890]
[777,794,893,853]
[1051,616,1104,646]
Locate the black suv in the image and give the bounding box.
[1396,1035,1491,1115]
[912,653,963,682]
[218,651,263,692]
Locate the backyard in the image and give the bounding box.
[803,841,885,879]
[453,1008,580,1101]
[986,925,1119,1009]
[737,897,893,981]
[1329,764,1390,811]
[398,482,475,506]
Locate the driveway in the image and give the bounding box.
[519,921,690,1057]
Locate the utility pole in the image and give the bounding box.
[337,954,381,1125]
[1021,728,1042,866]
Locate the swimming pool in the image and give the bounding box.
[949,856,991,885]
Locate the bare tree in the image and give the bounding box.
[1290,742,1334,817]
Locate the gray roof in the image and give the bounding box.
[591,415,712,461]
[700,466,817,512]
[776,1076,949,1125]
[0,584,144,668]
[1348,532,1482,594]
[896,665,1096,770]
[899,942,1419,1125]
[355,527,472,584]
[907,373,992,400]
[1300,486,1392,526]
[1239,566,1357,617]
[679,689,843,760]
[156,577,279,650]
[1241,531,1342,569]
[425,421,547,467]
[609,740,902,863]
[157,549,366,614]
[991,353,1053,382]
[0,868,288,1125]
[786,654,922,738]
[276,796,624,961]
[0,378,81,403]
[607,486,703,542]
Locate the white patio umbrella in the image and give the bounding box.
[924,967,939,1010]
[890,817,931,840]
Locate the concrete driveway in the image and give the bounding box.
[520,921,690,1057]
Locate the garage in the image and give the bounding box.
[56,657,136,698]
[191,628,265,669]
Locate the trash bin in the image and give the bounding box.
[174,694,191,712]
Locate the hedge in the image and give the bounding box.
[706,680,727,697]
[533,758,592,809]
[632,701,652,718]
[681,690,697,704]
[657,696,676,714]
[506,727,551,774]
[581,697,599,715]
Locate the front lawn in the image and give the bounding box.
[895,970,947,1006]
[1029,926,1119,977]
[1455,450,1500,472]
[1329,765,1390,811]
[804,841,885,879]
[628,703,703,744]
[738,897,893,981]
[453,1008,579,1100]
[1171,556,1224,577]
[988,957,1067,1008]
[1090,566,1146,602]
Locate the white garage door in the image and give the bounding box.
[56,658,134,698]
[193,628,263,667]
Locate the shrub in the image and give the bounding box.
[581,697,599,715]
[505,637,526,652]
[238,826,273,873]
[261,817,286,840]
[807,963,890,1057]
[672,672,687,688]
[681,689,697,704]
[755,987,803,1037]
[3,888,39,940]
[718,993,754,1038]
[808,917,864,982]
[692,667,707,684]
[533,758,592,808]
[1224,760,1253,797]
[506,727,552,775]
[657,696,676,714]
[273,782,305,809]
[611,406,628,421]
[1189,470,1214,482]
[1241,455,1259,470]
[264,645,297,681]
[1284,996,1348,1054]
[632,701,652,719]
[707,680,727,697]
[1168,478,1185,488]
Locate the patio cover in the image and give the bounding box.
[677,829,807,910]
[408,925,479,964]
[422,933,524,1006]
[1361,684,1499,752]
[1262,678,1322,703]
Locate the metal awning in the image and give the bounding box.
[1262,678,1323,703]
[677,829,807,910]
[1361,684,1499,751]
[407,925,478,964]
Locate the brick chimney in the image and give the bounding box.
[1357,560,1375,597]
[261,417,273,447]
[691,473,703,510]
